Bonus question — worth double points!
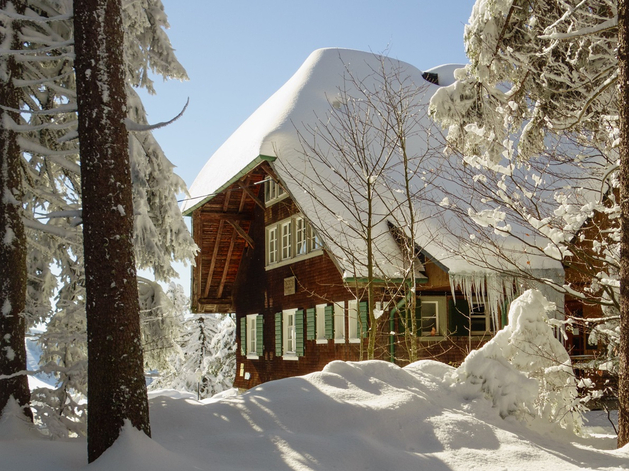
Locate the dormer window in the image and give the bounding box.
[264,178,287,205]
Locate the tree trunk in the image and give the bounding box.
[618,0,629,449]
[73,0,150,462]
[0,0,32,421]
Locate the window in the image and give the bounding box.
[264,179,286,205]
[470,299,493,333]
[279,308,303,359]
[285,309,296,354]
[309,226,323,251]
[316,303,327,343]
[281,221,292,260]
[265,215,323,268]
[334,302,345,343]
[267,226,278,265]
[295,217,307,255]
[420,301,439,336]
[245,314,261,358]
[348,300,359,342]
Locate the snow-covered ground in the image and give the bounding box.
[3,290,628,470]
[0,359,625,471]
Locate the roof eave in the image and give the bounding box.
[182,154,277,216]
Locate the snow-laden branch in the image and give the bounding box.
[541,17,618,40]
[0,10,72,22]
[35,210,82,219]
[23,217,79,238]
[0,102,76,115]
[125,98,189,132]
[18,137,80,173]
[0,40,73,56]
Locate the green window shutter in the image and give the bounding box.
[359,301,369,338]
[448,297,469,336]
[296,309,305,356]
[256,315,264,356]
[275,312,283,356]
[324,305,334,339]
[240,317,246,355]
[306,308,316,340]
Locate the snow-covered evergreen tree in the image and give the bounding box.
[152,314,236,399]
[0,0,196,438]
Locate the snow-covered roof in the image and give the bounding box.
[184,48,564,290]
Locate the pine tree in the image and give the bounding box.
[73,0,150,460]
[0,0,31,421]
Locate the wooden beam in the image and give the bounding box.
[226,219,254,248]
[217,230,237,298]
[197,299,233,314]
[203,219,224,298]
[222,188,232,212]
[238,180,264,209]
[238,177,249,212]
[200,212,252,222]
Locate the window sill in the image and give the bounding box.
[316,339,328,344]
[282,354,299,361]
[349,338,361,344]
[265,249,324,271]
[265,193,289,207]
[246,354,260,360]
[334,338,345,344]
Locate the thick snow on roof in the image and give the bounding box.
[184,48,563,284]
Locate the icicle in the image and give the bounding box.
[449,272,519,329]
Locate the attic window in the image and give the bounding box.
[422,72,439,85]
[264,179,287,205]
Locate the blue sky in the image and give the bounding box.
[138,0,476,294]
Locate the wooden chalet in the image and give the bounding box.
[182,49,566,390]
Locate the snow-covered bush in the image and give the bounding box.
[452,289,583,432]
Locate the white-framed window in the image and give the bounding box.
[265,215,323,268]
[246,314,259,358]
[281,221,292,260]
[348,299,360,342]
[283,308,297,356]
[470,299,493,334]
[264,179,286,204]
[334,302,345,343]
[267,226,278,265]
[420,301,439,336]
[308,226,323,251]
[295,217,307,256]
[316,303,327,343]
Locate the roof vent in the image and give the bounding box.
[422,72,439,85]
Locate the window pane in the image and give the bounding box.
[421,302,438,336]
[471,302,487,332]
[296,218,307,255]
[268,227,278,264]
[282,222,292,259]
[334,302,345,340]
[316,304,326,340]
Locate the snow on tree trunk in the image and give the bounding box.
[618,0,629,448]
[452,289,582,432]
[73,0,150,462]
[0,0,32,422]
